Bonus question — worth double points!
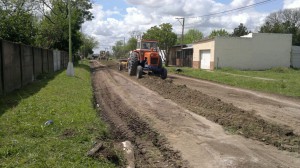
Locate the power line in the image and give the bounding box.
[186,0,276,19]
[171,0,276,29]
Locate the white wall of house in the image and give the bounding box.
[214,33,292,70]
[291,46,300,68]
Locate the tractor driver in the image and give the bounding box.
[143,43,149,49]
[142,57,148,67]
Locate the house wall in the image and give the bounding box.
[193,39,215,70]
[214,33,292,70]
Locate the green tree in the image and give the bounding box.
[0,1,37,45]
[112,40,126,59]
[232,23,250,37]
[180,29,203,44]
[80,34,99,57]
[126,37,137,51]
[143,23,177,66]
[259,8,300,45]
[209,29,229,38]
[36,0,93,52]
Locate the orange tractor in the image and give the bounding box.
[127,40,167,79]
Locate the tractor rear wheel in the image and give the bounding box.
[161,67,167,79]
[136,65,143,79]
[128,53,138,76]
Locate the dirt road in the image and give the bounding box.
[169,74,300,135]
[91,61,300,168]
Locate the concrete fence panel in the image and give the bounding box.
[48,50,54,73]
[33,48,42,78]
[2,40,21,93]
[53,50,58,71]
[42,49,48,73]
[62,52,68,68]
[0,40,3,95]
[60,51,65,69]
[57,51,61,71]
[21,45,34,86]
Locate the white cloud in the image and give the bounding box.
[84,0,284,53]
[284,0,300,9]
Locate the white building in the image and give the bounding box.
[192,33,292,70]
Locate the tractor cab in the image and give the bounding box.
[137,40,158,51]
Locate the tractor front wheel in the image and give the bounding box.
[161,68,167,79]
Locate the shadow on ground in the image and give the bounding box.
[0,71,61,117]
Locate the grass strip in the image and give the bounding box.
[0,60,115,168]
[167,67,300,97]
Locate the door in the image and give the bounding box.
[200,50,211,70]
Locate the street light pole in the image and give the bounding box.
[66,0,74,76]
[176,17,185,67]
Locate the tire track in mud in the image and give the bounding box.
[91,61,187,168]
[93,60,300,168]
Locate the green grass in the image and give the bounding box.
[0,60,115,168]
[167,66,300,97]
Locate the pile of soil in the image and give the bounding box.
[136,74,300,153]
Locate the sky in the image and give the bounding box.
[82,0,300,53]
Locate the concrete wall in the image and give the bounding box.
[215,33,292,70]
[48,50,54,73]
[291,46,300,68]
[0,40,68,95]
[2,40,22,93]
[0,40,3,95]
[53,50,61,71]
[21,45,34,86]
[62,51,68,68]
[42,49,48,73]
[193,39,215,69]
[33,48,42,78]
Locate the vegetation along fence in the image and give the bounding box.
[0,39,69,95]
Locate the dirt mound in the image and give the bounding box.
[136,75,300,153]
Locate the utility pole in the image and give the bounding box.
[66,0,74,76]
[176,17,185,66]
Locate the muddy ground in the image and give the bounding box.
[91,60,300,168]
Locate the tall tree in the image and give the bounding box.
[232,23,250,37]
[209,29,229,38]
[259,8,300,45]
[112,40,126,59]
[126,37,137,51]
[143,23,177,66]
[36,0,93,52]
[79,34,99,57]
[179,29,203,44]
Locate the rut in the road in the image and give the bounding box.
[91,62,188,167]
